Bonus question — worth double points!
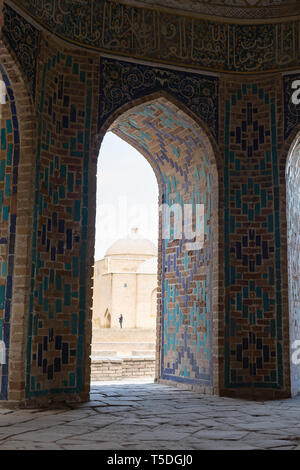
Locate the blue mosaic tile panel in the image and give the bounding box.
[26,46,93,397]
[0,64,20,400]
[99,58,218,141]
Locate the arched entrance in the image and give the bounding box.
[94,95,219,393]
[286,136,300,396]
[103,310,111,329]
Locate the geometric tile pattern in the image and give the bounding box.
[111,99,216,386]
[223,79,284,390]
[99,58,219,141]
[23,52,297,397]
[284,74,300,140]
[26,46,93,397]
[23,39,219,395]
[0,63,20,400]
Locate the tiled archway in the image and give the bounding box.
[93,96,219,393]
[286,136,300,396]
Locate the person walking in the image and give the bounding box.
[119,314,123,328]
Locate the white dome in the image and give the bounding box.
[105,229,157,258]
[137,257,158,274]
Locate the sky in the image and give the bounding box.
[95,132,159,261]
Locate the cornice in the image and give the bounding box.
[116,0,300,22]
[4,0,300,74]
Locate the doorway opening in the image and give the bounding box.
[91,132,159,383]
[91,96,218,394]
[287,137,300,396]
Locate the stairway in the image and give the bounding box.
[91,327,156,358]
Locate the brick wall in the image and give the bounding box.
[22,37,99,404]
[0,36,36,403]
[91,358,155,382]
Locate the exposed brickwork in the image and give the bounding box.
[91,358,155,381]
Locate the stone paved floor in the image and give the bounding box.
[1,378,300,450]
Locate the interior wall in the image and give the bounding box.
[98,60,293,399]
[0,38,36,403]
[0,1,299,403]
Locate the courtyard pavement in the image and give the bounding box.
[0,378,300,450]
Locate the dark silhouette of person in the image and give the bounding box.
[119,314,123,328]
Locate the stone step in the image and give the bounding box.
[90,357,156,382]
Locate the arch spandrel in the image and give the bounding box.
[4,1,300,74]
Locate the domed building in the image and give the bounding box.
[92,228,158,331]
